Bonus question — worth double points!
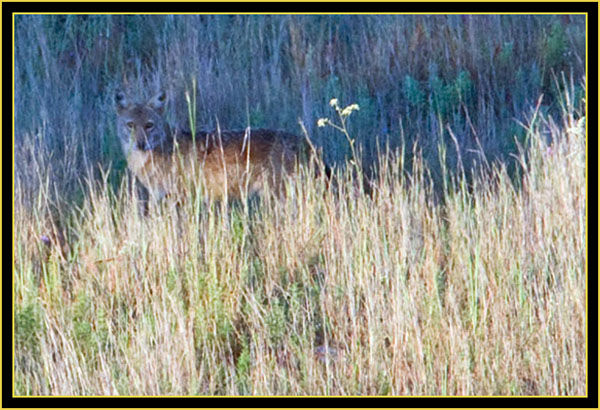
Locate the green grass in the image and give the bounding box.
[14,100,586,395]
[13,14,586,396]
[14,15,585,195]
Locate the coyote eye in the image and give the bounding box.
[126,122,134,130]
[145,122,154,130]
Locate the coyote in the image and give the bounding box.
[115,90,314,203]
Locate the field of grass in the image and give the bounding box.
[13,14,586,396]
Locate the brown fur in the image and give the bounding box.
[115,90,310,202]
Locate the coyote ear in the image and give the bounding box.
[147,90,167,114]
[115,91,130,113]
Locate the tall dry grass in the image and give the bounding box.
[13,13,587,397]
[14,93,586,395]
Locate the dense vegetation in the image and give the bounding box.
[14,14,586,396]
[14,14,585,193]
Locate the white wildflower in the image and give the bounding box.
[341,104,360,116]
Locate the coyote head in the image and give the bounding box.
[114,90,170,155]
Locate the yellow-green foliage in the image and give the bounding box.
[14,102,586,395]
[13,13,587,397]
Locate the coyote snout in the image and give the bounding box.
[116,91,170,153]
[115,90,311,203]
